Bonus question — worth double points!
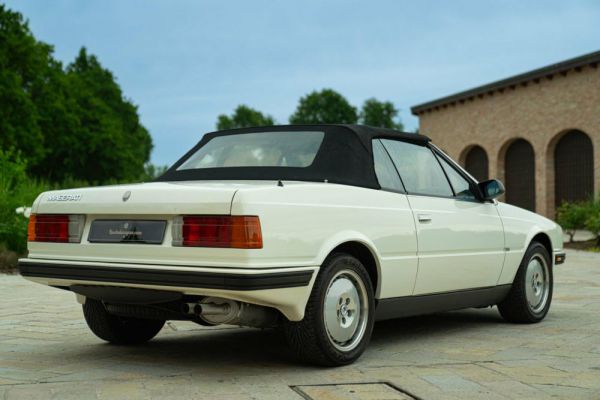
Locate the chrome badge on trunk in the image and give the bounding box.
[47,194,82,202]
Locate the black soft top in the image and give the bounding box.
[157,124,430,189]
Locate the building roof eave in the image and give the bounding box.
[411,50,600,115]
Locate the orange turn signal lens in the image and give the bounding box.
[27,214,85,243]
[27,214,37,242]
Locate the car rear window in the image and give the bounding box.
[177,131,325,170]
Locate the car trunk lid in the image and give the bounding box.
[34,181,241,215]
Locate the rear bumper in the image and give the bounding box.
[19,260,313,291]
[18,258,317,321]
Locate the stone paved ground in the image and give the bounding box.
[0,250,599,399]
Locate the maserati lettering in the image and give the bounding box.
[46,194,82,202]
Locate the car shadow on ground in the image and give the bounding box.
[371,306,505,345]
[48,307,507,372]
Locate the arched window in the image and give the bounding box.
[505,139,536,211]
[464,146,489,182]
[555,130,594,206]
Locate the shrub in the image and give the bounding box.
[585,198,600,246]
[556,201,588,242]
[1,150,92,268]
[0,150,48,257]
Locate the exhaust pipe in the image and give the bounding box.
[182,297,278,328]
[197,302,231,315]
[181,302,196,315]
[182,302,231,316]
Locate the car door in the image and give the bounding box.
[371,139,419,298]
[379,139,505,295]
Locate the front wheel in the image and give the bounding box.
[498,242,553,323]
[83,299,165,345]
[283,253,375,366]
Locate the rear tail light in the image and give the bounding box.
[27,214,85,243]
[172,215,262,249]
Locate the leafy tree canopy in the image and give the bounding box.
[289,89,358,124]
[47,48,153,183]
[0,5,152,184]
[359,98,404,130]
[217,105,274,130]
[0,4,53,165]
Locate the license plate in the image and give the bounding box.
[88,220,166,244]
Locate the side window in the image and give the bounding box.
[381,139,453,197]
[436,154,477,200]
[372,139,405,192]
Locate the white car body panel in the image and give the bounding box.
[31,181,242,215]
[495,202,563,285]
[22,179,563,322]
[407,195,505,294]
[231,183,419,298]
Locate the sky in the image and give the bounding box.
[5,0,600,166]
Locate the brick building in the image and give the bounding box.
[411,51,600,219]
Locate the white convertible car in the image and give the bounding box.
[19,124,565,366]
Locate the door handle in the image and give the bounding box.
[417,214,432,223]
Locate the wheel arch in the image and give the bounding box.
[530,232,553,263]
[317,234,381,298]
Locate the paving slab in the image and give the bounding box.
[0,249,599,399]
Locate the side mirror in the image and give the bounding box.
[478,179,505,200]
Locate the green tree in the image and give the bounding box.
[359,98,404,130]
[0,5,53,165]
[0,5,152,184]
[217,105,274,130]
[43,47,153,183]
[289,89,358,124]
[141,163,168,181]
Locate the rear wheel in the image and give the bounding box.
[283,253,375,366]
[83,299,165,344]
[498,242,553,323]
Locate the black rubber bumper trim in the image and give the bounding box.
[18,261,314,291]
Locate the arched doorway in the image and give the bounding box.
[505,139,536,211]
[554,130,594,206]
[464,146,489,182]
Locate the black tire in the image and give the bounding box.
[83,299,165,345]
[283,253,375,366]
[498,242,553,323]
